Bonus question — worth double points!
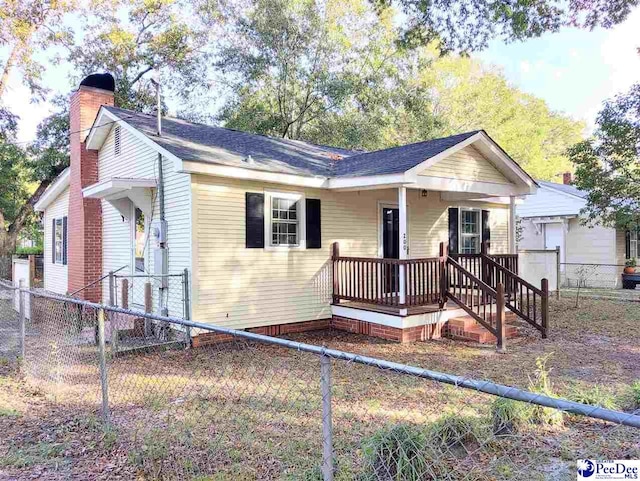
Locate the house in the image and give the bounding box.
[517,173,632,289]
[35,73,545,346]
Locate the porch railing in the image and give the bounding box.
[331,244,441,307]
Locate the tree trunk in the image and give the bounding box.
[0,43,19,99]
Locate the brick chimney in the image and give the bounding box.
[562,172,572,185]
[67,74,115,300]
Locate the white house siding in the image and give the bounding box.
[43,187,69,294]
[98,124,192,316]
[418,145,510,184]
[517,186,585,218]
[190,175,510,330]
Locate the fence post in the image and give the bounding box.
[108,272,118,354]
[144,281,153,337]
[496,283,506,353]
[121,279,129,309]
[320,354,334,481]
[541,278,549,339]
[97,307,110,424]
[18,279,25,360]
[555,246,561,300]
[183,268,191,348]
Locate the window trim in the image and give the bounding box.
[131,204,149,273]
[458,207,482,254]
[53,218,64,265]
[264,190,306,250]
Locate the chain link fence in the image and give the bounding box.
[561,263,624,290]
[1,280,640,480]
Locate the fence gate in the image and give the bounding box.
[518,248,559,293]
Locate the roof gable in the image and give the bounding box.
[418,144,510,184]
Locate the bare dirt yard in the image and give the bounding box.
[1,297,639,480]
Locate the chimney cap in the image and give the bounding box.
[79,73,115,92]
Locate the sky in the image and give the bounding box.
[3,7,640,144]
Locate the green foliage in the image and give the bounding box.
[15,246,43,255]
[69,0,210,113]
[384,0,637,54]
[428,414,482,449]
[626,258,637,268]
[568,385,618,411]
[527,355,564,427]
[629,381,640,411]
[571,84,640,229]
[491,398,535,435]
[361,423,431,481]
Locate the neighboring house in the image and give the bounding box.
[35,73,541,345]
[517,174,630,288]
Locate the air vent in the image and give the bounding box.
[114,125,121,156]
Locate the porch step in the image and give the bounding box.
[445,314,519,344]
[447,312,517,331]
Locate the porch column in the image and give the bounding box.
[509,195,517,254]
[398,187,408,311]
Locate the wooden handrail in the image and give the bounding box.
[444,257,501,339]
[480,254,548,336]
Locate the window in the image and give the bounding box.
[134,207,146,272]
[54,219,64,264]
[631,229,638,259]
[460,209,481,254]
[114,126,121,156]
[271,196,300,246]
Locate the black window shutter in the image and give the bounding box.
[62,217,68,265]
[626,229,631,259]
[51,218,56,263]
[448,208,459,255]
[306,199,321,249]
[246,193,265,248]
[482,209,491,251]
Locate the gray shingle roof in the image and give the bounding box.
[332,131,480,177]
[537,180,587,199]
[106,106,353,177]
[105,107,491,179]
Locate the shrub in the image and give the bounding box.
[627,381,640,411]
[15,246,43,256]
[362,423,431,481]
[568,385,618,410]
[429,414,482,449]
[490,398,534,435]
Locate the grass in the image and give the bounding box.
[2,297,640,479]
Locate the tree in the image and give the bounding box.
[570,84,640,229]
[380,0,639,54]
[216,0,411,141]
[0,0,77,99]
[0,100,69,257]
[420,55,585,180]
[69,0,210,112]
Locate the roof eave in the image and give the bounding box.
[34,169,70,212]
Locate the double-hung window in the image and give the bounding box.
[54,219,64,264]
[266,192,305,248]
[460,209,481,254]
[271,196,300,247]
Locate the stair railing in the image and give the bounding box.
[444,256,507,350]
[479,254,549,338]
